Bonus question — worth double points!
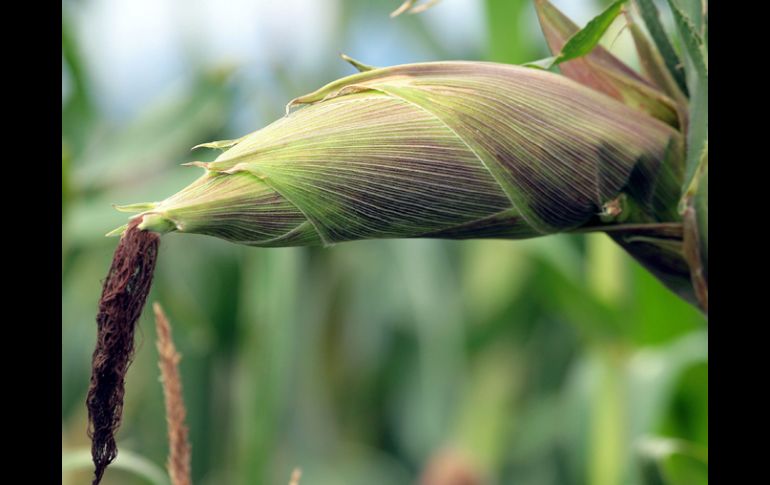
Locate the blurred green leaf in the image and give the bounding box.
[452,344,521,472]
[485,0,543,64]
[626,331,708,443]
[62,9,95,154]
[391,240,467,462]
[230,247,304,483]
[586,233,629,308]
[62,141,71,213]
[657,362,708,449]
[72,67,235,192]
[637,437,708,485]
[62,449,170,485]
[588,348,625,485]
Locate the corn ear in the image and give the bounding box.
[115,61,696,305]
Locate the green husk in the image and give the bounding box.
[113,60,700,306]
[122,62,681,241]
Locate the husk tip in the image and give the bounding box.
[105,224,128,238]
[339,53,376,72]
[114,202,157,213]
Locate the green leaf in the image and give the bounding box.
[527,0,627,69]
[531,1,680,127]
[485,0,538,65]
[556,0,628,63]
[534,0,641,78]
[666,0,708,196]
[634,0,689,96]
[675,0,706,36]
[62,449,171,485]
[667,0,707,76]
[62,9,96,157]
[637,437,708,485]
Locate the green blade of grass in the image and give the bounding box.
[634,0,689,96]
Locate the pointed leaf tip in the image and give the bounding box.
[558,0,628,61]
[105,224,128,237]
[533,0,629,69]
[340,53,377,72]
[192,137,245,151]
[181,161,209,169]
[113,202,157,213]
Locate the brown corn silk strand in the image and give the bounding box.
[87,218,160,484]
[154,303,192,485]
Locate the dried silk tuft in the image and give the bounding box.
[86,218,160,484]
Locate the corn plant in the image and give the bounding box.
[87,0,708,482]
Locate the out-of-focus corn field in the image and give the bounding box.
[62,0,707,484]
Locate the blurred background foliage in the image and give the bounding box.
[62,0,707,484]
